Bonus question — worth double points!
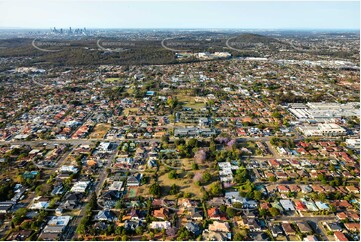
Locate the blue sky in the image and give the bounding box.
[0,1,359,29]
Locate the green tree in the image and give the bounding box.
[269,176,277,182]
[187,138,199,148]
[149,183,161,197]
[318,193,327,202]
[209,182,222,196]
[135,226,143,235]
[226,207,236,218]
[253,190,263,200]
[191,163,199,170]
[168,170,178,179]
[269,207,280,217]
[259,208,268,218]
[169,184,180,195]
[202,172,212,183]
[161,135,169,144]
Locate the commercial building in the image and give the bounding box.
[299,123,346,137]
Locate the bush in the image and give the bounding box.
[149,183,161,197]
[168,170,178,179]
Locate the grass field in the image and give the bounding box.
[176,94,205,110]
[132,158,216,200]
[123,108,139,116]
[89,123,111,139]
[104,78,121,82]
[156,158,207,199]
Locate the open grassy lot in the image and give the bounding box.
[137,158,216,199]
[157,167,202,199]
[123,108,138,116]
[176,94,205,110]
[89,123,111,139]
[156,158,218,199]
[104,78,121,82]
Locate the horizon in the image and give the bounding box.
[0,27,359,32]
[0,1,360,30]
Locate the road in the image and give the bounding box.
[0,138,160,146]
[95,144,119,198]
[68,143,119,240]
[275,215,335,222]
[274,215,335,241]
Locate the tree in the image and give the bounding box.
[317,174,326,183]
[272,111,282,118]
[169,184,180,195]
[209,182,222,196]
[86,192,97,214]
[12,207,28,225]
[220,204,227,213]
[269,176,277,182]
[191,163,199,170]
[14,207,28,219]
[135,226,143,235]
[234,232,245,241]
[226,207,236,218]
[329,205,336,213]
[234,168,249,184]
[202,172,212,183]
[187,138,199,148]
[76,218,87,235]
[115,226,123,235]
[259,208,268,218]
[269,207,280,217]
[149,183,161,197]
[318,193,327,202]
[253,190,263,201]
[35,183,51,196]
[168,170,177,179]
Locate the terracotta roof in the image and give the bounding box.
[334,231,348,241]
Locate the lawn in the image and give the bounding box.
[176,94,205,110]
[157,170,201,199]
[104,78,121,82]
[123,108,138,116]
[89,123,111,139]
[157,158,203,199]
[137,158,214,199]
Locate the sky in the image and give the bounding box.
[0,1,359,30]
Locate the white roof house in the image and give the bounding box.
[30,196,49,210]
[280,199,295,211]
[108,181,123,191]
[59,165,78,174]
[150,221,171,230]
[98,142,111,151]
[70,181,90,193]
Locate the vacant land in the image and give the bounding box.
[89,123,111,139]
[155,158,214,199]
[104,78,121,82]
[123,108,139,116]
[176,94,205,110]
